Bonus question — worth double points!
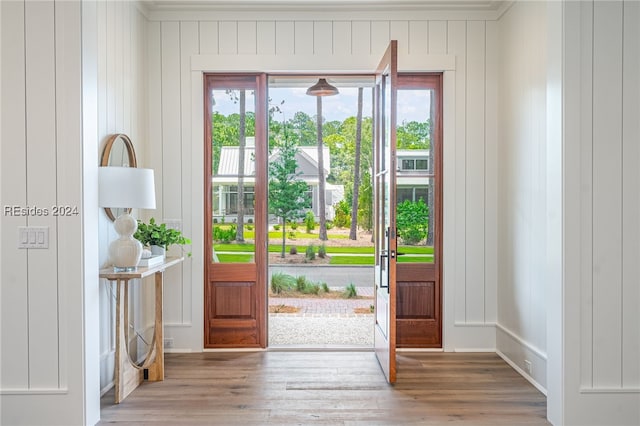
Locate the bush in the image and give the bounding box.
[273,224,281,231]
[296,276,306,292]
[288,230,296,239]
[333,200,351,228]
[289,246,298,255]
[290,222,298,230]
[318,244,326,259]
[248,218,253,224]
[213,224,236,243]
[270,272,296,294]
[325,220,334,230]
[321,282,330,293]
[246,224,254,231]
[305,244,316,261]
[396,199,429,245]
[304,211,315,233]
[343,283,357,299]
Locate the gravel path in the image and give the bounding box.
[269,315,374,346]
[268,287,374,346]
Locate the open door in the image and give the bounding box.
[373,41,398,383]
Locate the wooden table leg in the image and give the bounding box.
[146,271,165,381]
[114,279,143,403]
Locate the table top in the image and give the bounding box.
[99,256,184,280]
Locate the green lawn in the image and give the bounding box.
[216,253,254,263]
[212,241,434,265]
[329,256,375,265]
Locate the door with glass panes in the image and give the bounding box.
[395,73,442,348]
[204,74,268,348]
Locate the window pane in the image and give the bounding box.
[211,88,256,263]
[396,88,435,264]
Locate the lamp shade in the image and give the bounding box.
[306,78,339,96]
[99,167,156,209]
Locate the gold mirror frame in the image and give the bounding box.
[101,133,138,221]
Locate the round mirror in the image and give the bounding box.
[101,134,137,221]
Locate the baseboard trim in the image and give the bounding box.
[495,323,547,360]
[496,349,547,396]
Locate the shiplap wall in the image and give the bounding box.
[145,14,499,351]
[95,2,150,394]
[0,0,99,424]
[495,1,548,392]
[563,1,640,424]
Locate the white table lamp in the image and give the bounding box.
[99,167,156,271]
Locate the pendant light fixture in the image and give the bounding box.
[306,78,339,96]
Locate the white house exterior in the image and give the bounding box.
[212,137,344,222]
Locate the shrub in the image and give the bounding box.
[304,211,315,233]
[396,199,429,245]
[318,243,326,259]
[290,222,298,230]
[325,220,334,230]
[270,272,296,294]
[246,224,254,231]
[343,283,358,299]
[273,224,281,231]
[289,246,298,255]
[295,276,306,292]
[213,224,236,243]
[288,230,296,239]
[333,200,351,228]
[321,282,330,293]
[305,244,316,261]
[248,218,253,224]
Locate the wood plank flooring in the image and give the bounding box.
[99,352,549,425]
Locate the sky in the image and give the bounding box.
[212,86,432,124]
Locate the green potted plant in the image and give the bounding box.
[134,218,191,257]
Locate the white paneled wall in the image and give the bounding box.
[495,1,548,391]
[563,1,640,424]
[1,0,98,424]
[147,15,498,351]
[96,1,149,394]
[562,1,640,424]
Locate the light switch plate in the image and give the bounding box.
[163,219,182,231]
[18,226,49,249]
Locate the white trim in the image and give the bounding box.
[495,322,547,361]
[580,388,640,394]
[496,349,547,396]
[147,10,505,23]
[453,321,495,327]
[203,348,267,352]
[0,389,69,395]
[192,54,456,73]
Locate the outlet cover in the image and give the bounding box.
[164,338,174,348]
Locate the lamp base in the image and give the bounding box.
[109,213,143,270]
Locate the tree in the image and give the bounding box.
[236,90,247,242]
[268,137,311,257]
[315,97,328,241]
[349,87,364,240]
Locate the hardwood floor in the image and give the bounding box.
[99,352,549,425]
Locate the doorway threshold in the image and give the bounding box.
[268,345,374,352]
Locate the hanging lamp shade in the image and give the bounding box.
[306,78,339,96]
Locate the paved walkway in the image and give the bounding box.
[269,287,374,316]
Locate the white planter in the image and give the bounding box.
[150,245,166,258]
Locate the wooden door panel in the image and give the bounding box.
[397,282,435,319]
